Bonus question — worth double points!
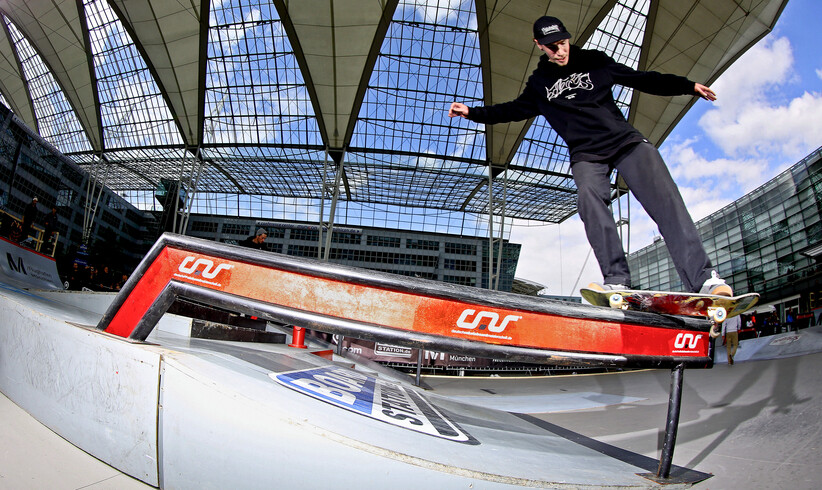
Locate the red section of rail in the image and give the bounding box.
[98,234,713,367]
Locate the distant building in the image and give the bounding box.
[186,214,522,292]
[511,277,546,296]
[629,146,822,326]
[0,105,151,271]
[538,293,582,304]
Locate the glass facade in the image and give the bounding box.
[629,146,822,319]
[0,104,150,272]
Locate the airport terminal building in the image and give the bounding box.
[628,145,822,327]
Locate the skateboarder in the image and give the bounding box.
[448,15,731,296]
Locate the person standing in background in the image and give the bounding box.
[722,314,741,365]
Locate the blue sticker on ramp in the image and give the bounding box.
[272,366,476,444]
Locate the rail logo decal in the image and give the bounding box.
[178,256,233,278]
[173,256,234,287]
[672,333,704,354]
[453,308,521,340]
[272,366,476,444]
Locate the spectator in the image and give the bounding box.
[239,228,268,250]
[21,197,38,243]
[99,265,115,290]
[42,207,58,253]
[115,273,129,290]
[721,314,741,365]
[87,266,99,290]
[770,312,781,334]
[65,262,84,290]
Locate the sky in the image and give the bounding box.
[510,0,822,296]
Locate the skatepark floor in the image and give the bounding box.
[425,349,822,490]
[0,389,151,489]
[3,348,821,489]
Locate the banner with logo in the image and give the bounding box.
[338,338,421,364]
[336,338,495,369]
[0,237,63,290]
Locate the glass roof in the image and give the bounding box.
[0,0,788,236]
[205,1,321,149]
[86,0,183,150]
[4,16,92,154]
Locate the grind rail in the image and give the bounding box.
[97,233,715,480]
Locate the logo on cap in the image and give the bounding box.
[541,25,561,36]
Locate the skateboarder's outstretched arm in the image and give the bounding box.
[448,102,470,118]
[694,83,716,101]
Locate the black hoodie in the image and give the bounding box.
[467,45,696,162]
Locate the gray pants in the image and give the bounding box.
[571,142,712,292]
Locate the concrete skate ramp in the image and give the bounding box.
[1,282,718,488]
[714,327,822,363]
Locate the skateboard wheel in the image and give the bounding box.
[711,307,727,323]
[710,323,721,338]
[608,293,625,309]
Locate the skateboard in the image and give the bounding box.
[580,283,759,338]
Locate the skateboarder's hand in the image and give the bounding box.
[694,83,716,101]
[448,102,470,118]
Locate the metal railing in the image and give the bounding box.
[0,209,59,257]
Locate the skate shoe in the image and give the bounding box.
[699,271,732,297]
[587,282,629,291]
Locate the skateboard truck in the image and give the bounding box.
[707,306,726,338]
[608,293,627,309]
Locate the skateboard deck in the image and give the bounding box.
[580,284,759,335]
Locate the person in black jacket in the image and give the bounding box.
[239,227,268,250]
[449,16,731,296]
[42,206,58,254]
[20,197,38,244]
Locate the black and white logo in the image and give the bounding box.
[546,72,594,101]
[541,25,561,36]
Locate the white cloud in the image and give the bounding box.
[663,139,766,189]
[817,68,822,80]
[660,138,770,221]
[701,92,822,159]
[510,217,603,296]
[700,36,822,160]
[415,0,467,24]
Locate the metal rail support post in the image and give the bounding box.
[657,362,685,479]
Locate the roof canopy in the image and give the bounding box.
[0,0,787,225]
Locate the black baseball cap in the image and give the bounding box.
[533,16,571,45]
